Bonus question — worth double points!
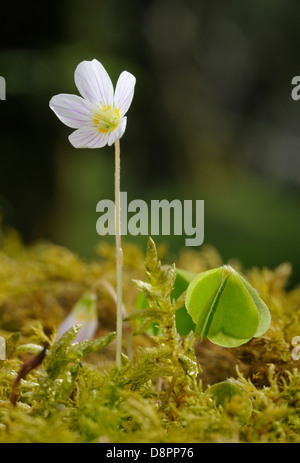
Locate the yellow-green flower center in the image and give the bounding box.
[93,106,120,132]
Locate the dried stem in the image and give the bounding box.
[10,343,48,406]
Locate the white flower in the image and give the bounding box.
[49,59,136,148]
[58,293,98,343]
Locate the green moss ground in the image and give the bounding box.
[0,226,300,443]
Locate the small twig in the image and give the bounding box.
[156,376,163,392]
[10,343,49,406]
[165,366,181,401]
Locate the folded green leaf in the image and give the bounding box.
[185,266,271,347]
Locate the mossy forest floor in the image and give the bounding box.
[0,225,300,443]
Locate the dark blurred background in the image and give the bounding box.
[0,0,300,283]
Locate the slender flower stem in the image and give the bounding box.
[93,278,132,360]
[115,139,123,368]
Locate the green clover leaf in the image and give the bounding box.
[205,380,253,423]
[172,268,196,336]
[185,265,271,347]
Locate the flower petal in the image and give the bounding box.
[57,313,79,338]
[58,314,97,342]
[114,71,136,117]
[69,126,109,149]
[75,59,114,107]
[107,117,127,146]
[49,94,92,128]
[74,318,98,343]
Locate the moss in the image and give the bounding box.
[0,226,300,443]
